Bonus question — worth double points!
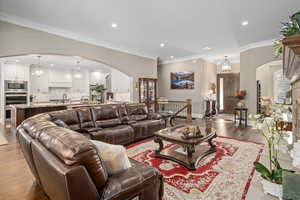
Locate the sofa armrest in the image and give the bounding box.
[78,127,103,133]
[148,113,162,120]
[100,160,163,200]
[123,120,137,125]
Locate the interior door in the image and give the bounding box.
[217,73,240,114]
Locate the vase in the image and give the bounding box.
[237,99,245,107]
[261,178,282,199]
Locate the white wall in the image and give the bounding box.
[110,68,132,102]
[0,21,157,102]
[89,71,106,85]
[240,45,281,114]
[256,63,282,98]
[158,59,217,116]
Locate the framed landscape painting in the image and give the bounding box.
[170,72,194,89]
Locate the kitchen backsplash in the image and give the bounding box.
[31,87,89,102]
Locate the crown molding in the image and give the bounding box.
[239,39,275,53]
[161,39,275,65]
[160,54,240,65]
[0,12,157,60]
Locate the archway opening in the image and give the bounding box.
[0,54,133,122]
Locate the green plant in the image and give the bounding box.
[251,105,294,184]
[92,84,107,94]
[273,11,300,57]
[274,42,283,58]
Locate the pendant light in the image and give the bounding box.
[74,60,82,79]
[221,56,232,72]
[34,55,44,77]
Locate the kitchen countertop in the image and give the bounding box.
[9,102,95,109]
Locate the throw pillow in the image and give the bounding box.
[51,118,70,128]
[90,140,132,175]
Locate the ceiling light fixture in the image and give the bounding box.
[15,60,20,62]
[74,60,82,79]
[203,47,211,50]
[160,43,165,47]
[170,56,174,59]
[241,21,249,26]
[192,60,197,63]
[50,64,54,67]
[111,23,118,28]
[34,56,44,77]
[221,56,232,71]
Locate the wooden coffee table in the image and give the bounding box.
[154,125,217,170]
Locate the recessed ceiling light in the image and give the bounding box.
[111,23,118,28]
[170,56,174,59]
[73,56,81,59]
[241,21,249,26]
[15,60,20,62]
[50,64,54,67]
[203,47,212,50]
[160,43,165,47]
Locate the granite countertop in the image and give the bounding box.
[9,102,96,109]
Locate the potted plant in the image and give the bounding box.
[91,84,107,103]
[273,11,300,57]
[251,105,294,198]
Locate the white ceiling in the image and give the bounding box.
[1,54,112,73]
[0,0,299,63]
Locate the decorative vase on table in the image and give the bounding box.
[235,90,247,107]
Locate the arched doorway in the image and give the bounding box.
[0,54,133,123]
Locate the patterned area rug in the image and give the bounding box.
[127,137,264,200]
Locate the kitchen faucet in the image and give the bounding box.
[62,93,68,104]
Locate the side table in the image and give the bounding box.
[234,107,248,128]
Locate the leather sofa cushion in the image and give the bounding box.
[118,104,130,123]
[37,126,108,190]
[130,120,164,139]
[49,110,80,131]
[91,106,122,128]
[77,108,94,129]
[101,158,163,200]
[126,104,149,121]
[22,118,57,139]
[89,125,134,145]
[132,114,148,121]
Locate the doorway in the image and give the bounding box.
[217,73,240,114]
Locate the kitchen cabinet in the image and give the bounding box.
[49,68,72,87]
[4,63,29,81]
[30,68,49,93]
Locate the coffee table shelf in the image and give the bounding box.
[154,125,217,170]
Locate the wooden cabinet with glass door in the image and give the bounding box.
[138,78,157,112]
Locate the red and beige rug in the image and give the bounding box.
[127,136,264,200]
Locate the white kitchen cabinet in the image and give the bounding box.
[49,68,72,87]
[89,71,105,85]
[30,67,49,93]
[4,63,29,81]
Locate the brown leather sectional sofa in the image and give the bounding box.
[16,103,164,200]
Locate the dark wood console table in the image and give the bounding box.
[154,125,217,170]
[234,107,248,127]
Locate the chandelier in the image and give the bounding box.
[74,60,82,79]
[33,55,44,77]
[221,56,231,72]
